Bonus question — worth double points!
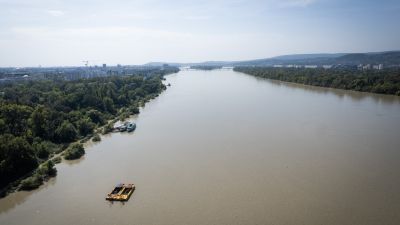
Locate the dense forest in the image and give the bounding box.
[234,67,400,95]
[0,68,178,192]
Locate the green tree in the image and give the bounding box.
[0,104,32,135]
[64,143,85,160]
[103,97,115,113]
[87,109,105,125]
[55,121,77,143]
[76,117,95,137]
[0,134,38,188]
[29,106,50,139]
[34,142,50,159]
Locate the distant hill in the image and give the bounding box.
[143,62,182,67]
[234,51,400,66]
[270,53,346,60]
[142,51,400,68]
[332,51,400,65]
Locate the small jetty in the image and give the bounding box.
[106,183,135,201]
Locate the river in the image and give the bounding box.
[1,69,400,225]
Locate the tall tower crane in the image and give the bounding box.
[82,60,101,67]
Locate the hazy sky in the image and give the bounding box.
[0,0,399,67]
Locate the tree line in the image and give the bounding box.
[190,65,223,70]
[234,67,400,95]
[0,69,177,191]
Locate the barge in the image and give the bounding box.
[106,183,135,201]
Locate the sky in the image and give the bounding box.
[0,0,399,67]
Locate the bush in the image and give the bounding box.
[102,123,114,134]
[38,161,57,177]
[52,156,62,164]
[92,134,101,142]
[19,161,57,190]
[64,143,85,160]
[118,113,130,121]
[129,105,140,114]
[20,174,43,190]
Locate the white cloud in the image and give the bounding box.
[183,15,212,21]
[46,10,65,17]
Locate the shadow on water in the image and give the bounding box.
[63,155,86,166]
[247,74,400,105]
[0,177,57,215]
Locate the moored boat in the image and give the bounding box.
[127,122,136,132]
[119,122,128,132]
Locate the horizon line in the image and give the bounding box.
[1,49,399,68]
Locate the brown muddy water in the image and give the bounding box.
[1,69,400,225]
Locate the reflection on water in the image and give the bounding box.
[1,69,400,225]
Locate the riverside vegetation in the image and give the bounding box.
[0,67,178,195]
[190,65,223,70]
[234,67,400,95]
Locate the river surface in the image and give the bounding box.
[1,69,400,225]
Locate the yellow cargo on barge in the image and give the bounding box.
[106,183,135,201]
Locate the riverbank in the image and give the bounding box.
[234,67,400,96]
[1,113,137,196]
[0,69,178,197]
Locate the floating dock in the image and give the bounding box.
[106,183,135,201]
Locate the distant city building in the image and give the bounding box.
[372,64,384,70]
[363,64,371,70]
[322,65,332,69]
[103,64,106,68]
[304,65,318,69]
[285,65,304,68]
